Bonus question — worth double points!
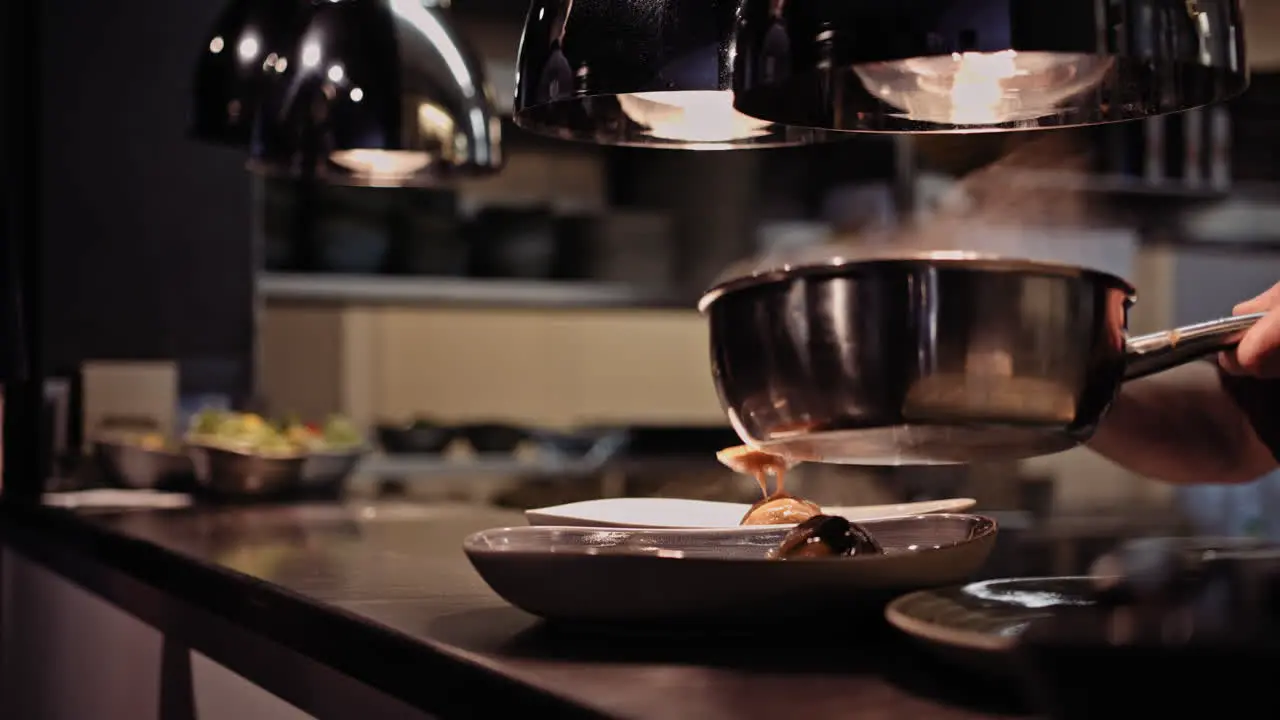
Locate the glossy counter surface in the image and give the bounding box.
[0,501,1032,719]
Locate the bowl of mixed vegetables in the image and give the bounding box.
[185,410,368,495]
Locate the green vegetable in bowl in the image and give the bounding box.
[322,415,364,449]
[190,408,230,437]
[185,408,365,456]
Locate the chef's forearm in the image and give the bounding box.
[1088,362,1278,485]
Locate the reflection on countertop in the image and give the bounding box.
[0,495,1207,718]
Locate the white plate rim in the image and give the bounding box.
[524,497,979,531]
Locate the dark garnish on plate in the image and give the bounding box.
[774,514,884,559]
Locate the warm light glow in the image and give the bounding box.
[301,42,322,68]
[417,103,459,161]
[327,64,345,83]
[350,87,364,102]
[853,51,1113,126]
[418,103,456,138]
[330,149,432,182]
[209,36,225,54]
[237,35,260,61]
[615,90,772,143]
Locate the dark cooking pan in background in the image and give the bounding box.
[532,427,629,461]
[459,423,529,454]
[376,419,456,454]
[699,250,1261,465]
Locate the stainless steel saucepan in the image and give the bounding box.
[698,251,1262,465]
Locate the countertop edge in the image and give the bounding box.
[0,502,608,720]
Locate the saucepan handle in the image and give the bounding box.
[1124,313,1265,381]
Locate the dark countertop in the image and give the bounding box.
[0,500,1035,719]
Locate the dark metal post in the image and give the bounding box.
[2,0,47,502]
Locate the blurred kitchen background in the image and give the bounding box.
[35,0,1280,564]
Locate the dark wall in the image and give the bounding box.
[40,0,254,394]
[1229,72,1280,182]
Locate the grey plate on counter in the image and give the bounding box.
[886,576,1096,675]
[464,513,997,626]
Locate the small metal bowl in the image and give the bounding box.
[459,423,529,454]
[300,447,368,489]
[95,440,195,489]
[376,423,455,454]
[532,428,629,462]
[186,443,306,497]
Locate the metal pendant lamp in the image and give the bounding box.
[248,0,503,187]
[191,0,304,146]
[729,0,1249,133]
[513,0,837,149]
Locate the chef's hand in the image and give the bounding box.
[1220,281,1280,377]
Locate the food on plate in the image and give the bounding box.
[741,494,823,526]
[186,409,364,456]
[772,515,884,560]
[717,445,823,526]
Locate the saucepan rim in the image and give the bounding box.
[697,251,1136,313]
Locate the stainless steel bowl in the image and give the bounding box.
[94,440,194,489]
[300,447,368,488]
[699,252,1260,465]
[186,444,306,497]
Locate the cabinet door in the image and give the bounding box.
[190,652,314,720]
[0,550,162,720]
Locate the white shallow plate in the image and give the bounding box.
[525,496,977,530]
[465,513,997,626]
[43,490,194,510]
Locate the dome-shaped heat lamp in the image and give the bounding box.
[248,0,503,187]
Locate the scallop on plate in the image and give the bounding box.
[524,496,977,530]
[465,513,998,627]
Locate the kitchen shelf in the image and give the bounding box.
[358,454,600,478]
[1000,170,1233,200]
[355,453,719,479]
[258,273,689,309]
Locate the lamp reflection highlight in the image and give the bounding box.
[191,0,301,146]
[615,91,774,144]
[853,51,1114,127]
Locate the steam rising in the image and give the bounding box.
[848,131,1138,280]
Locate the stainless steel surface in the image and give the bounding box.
[730,0,1248,133]
[1125,313,1262,380]
[190,0,299,146]
[187,445,306,496]
[700,254,1261,464]
[94,441,194,490]
[301,449,367,488]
